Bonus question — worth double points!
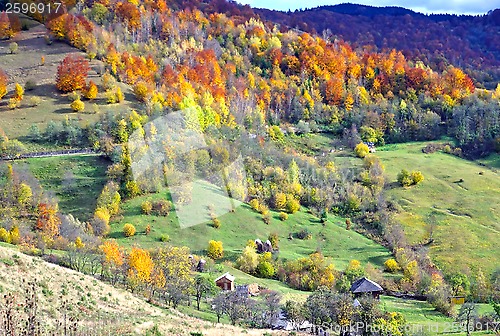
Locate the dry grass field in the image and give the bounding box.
[0,244,296,335]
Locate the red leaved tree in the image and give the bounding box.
[56,54,90,93]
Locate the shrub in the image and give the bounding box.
[83,80,98,100]
[397,169,413,187]
[346,218,352,230]
[296,120,310,134]
[262,212,271,224]
[0,70,7,99]
[212,218,221,229]
[68,91,80,102]
[297,229,312,240]
[268,125,284,142]
[207,240,223,260]
[141,200,153,215]
[354,142,370,158]
[133,81,150,102]
[8,98,20,109]
[160,234,170,242]
[398,169,424,186]
[259,204,270,215]
[273,192,287,210]
[115,86,124,102]
[24,79,36,91]
[443,145,452,154]
[92,209,110,236]
[246,239,257,248]
[29,96,42,107]
[279,212,288,221]
[14,83,24,100]
[384,259,400,273]
[249,199,260,212]
[145,224,151,235]
[410,171,424,185]
[9,42,18,54]
[106,86,124,104]
[102,73,117,91]
[286,197,300,214]
[237,246,258,274]
[0,227,11,243]
[123,223,136,237]
[268,232,279,249]
[125,180,140,197]
[70,99,85,112]
[9,226,20,245]
[152,200,172,216]
[75,237,85,249]
[106,89,117,104]
[257,260,275,278]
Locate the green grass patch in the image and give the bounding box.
[110,181,392,272]
[14,155,109,221]
[381,296,496,335]
[376,142,500,276]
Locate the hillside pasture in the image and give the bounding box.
[376,142,500,275]
[110,180,392,271]
[12,154,109,221]
[0,24,140,140]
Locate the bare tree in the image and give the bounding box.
[456,302,478,336]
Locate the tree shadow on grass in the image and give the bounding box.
[107,231,124,239]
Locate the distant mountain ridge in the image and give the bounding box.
[313,3,422,17]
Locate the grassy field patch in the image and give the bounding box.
[14,155,109,221]
[376,142,500,275]
[111,181,392,271]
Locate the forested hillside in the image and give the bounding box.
[0,0,499,334]
[256,4,500,89]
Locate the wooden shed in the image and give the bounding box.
[350,277,384,299]
[215,272,235,291]
[450,296,465,305]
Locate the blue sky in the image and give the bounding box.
[236,0,500,15]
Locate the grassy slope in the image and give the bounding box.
[381,296,495,335]
[375,142,500,275]
[13,155,109,221]
[0,23,140,142]
[110,181,392,271]
[0,244,290,336]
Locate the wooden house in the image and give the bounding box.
[215,272,235,291]
[350,277,384,299]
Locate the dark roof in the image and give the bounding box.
[350,277,383,293]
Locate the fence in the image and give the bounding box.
[0,148,101,161]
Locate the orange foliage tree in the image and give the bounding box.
[100,239,125,284]
[36,203,61,239]
[0,13,13,39]
[0,69,7,99]
[56,54,90,92]
[115,2,141,30]
[83,80,98,99]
